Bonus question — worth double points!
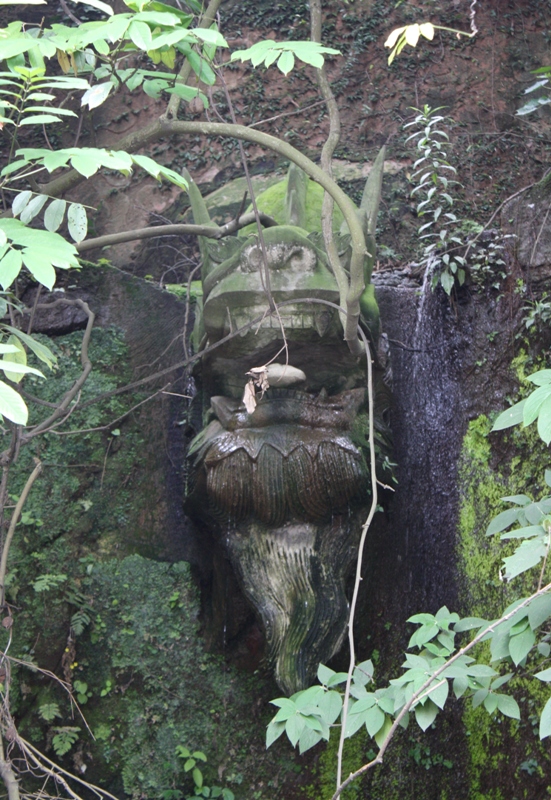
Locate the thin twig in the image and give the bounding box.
[336,326,378,788]
[21,300,95,441]
[332,580,551,799]
[75,214,278,254]
[50,384,169,436]
[0,460,42,608]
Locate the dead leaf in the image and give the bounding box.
[2,616,12,629]
[242,379,257,414]
[56,49,71,74]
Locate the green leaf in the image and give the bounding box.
[453,674,468,699]
[440,270,454,295]
[20,193,48,224]
[298,726,323,754]
[3,325,56,368]
[129,20,152,50]
[483,692,499,714]
[535,667,551,682]
[70,154,101,178]
[21,249,56,289]
[266,720,285,748]
[524,385,551,426]
[502,538,547,581]
[285,714,305,748]
[540,696,551,739]
[491,399,526,431]
[38,702,61,722]
[191,27,228,47]
[509,626,536,665]
[81,82,113,110]
[12,190,32,217]
[0,354,44,383]
[2,334,26,384]
[0,249,23,289]
[67,203,87,243]
[318,664,336,686]
[364,705,385,737]
[374,714,392,748]
[277,50,295,76]
[72,0,113,15]
[19,114,65,125]
[414,699,438,732]
[52,727,80,756]
[538,397,551,444]
[528,369,551,386]
[192,767,203,788]
[428,680,449,710]
[528,593,551,629]
[317,690,342,725]
[44,199,66,233]
[496,694,520,719]
[0,380,27,424]
[486,507,521,536]
[501,494,531,506]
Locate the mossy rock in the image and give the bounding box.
[240,177,345,235]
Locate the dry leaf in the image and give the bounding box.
[242,379,257,414]
[56,49,71,74]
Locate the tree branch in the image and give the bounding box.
[39,119,367,353]
[0,459,42,608]
[75,212,278,254]
[332,580,551,799]
[21,299,95,441]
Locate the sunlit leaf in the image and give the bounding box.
[0,380,27,424]
[44,199,66,233]
[539,696,551,739]
[67,203,87,243]
[81,81,113,110]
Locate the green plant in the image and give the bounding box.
[466,230,514,289]
[405,105,466,294]
[523,293,551,333]
[517,65,551,116]
[267,367,551,799]
[52,727,80,757]
[175,746,235,800]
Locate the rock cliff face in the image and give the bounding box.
[8,0,551,796]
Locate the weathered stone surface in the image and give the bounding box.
[501,178,551,282]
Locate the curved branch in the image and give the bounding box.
[40,119,367,354]
[164,0,224,120]
[0,458,42,608]
[310,0,348,336]
[21,299,95,441]
[75,212,278,254]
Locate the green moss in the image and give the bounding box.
[305,730,366,800]
[458,391,551,798]
[240,178,345,235]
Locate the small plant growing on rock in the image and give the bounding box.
[406,105,466,294]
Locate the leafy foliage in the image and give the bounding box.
[517,66,551,116]
[231,40,340,75]
[52,727,80,756]
[268,368,551,796]
[492,368,551,445]
[406,105,466,295]
[384,23,434,65]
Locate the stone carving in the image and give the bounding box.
[184,160,389,694]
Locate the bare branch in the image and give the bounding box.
[0,459,42,608]
[75,212,278,254]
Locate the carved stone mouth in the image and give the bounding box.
[226,306,335,337]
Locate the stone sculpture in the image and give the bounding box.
[184,158,389,694]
